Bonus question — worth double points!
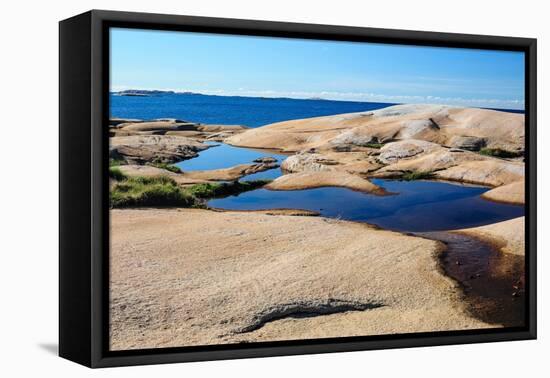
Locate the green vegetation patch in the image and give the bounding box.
[401,171,435,181]
[109,158,126,167]
[184,180,271,199]
[109,170,271,208]
[111,157,181,173]
[109,167,127,181]
[478,148,523,159]
[110,175,198,208]
[147,162,182,173]
[364,143,385,149]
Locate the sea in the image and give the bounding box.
[110,92,523,128]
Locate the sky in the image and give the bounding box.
[110,28,525,110]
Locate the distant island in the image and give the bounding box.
[114,89,177,97]
[110,90,524,113]
[111,89,390,105]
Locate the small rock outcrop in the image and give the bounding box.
[109,135,209,164]
[449,135,487,151]
[481,180,525,205]
[330,129,380,147]
[378,140,440,164]
[281,153,339,173]
[266,171,387,195]
[396,119,440,139]
[253,156,278,163]
[109,118,248,139]
[181,162,279,181]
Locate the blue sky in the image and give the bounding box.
[110,28,525,109]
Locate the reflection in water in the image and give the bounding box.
[177,143,524,232]
[175,142,287,180]
[174,142,525,326]
[209,180,524,232]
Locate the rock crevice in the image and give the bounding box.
[234,299,385,334]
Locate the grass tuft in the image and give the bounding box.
[364,143,385,149]
[479,148,522,159]
[109,176,271,209]
[110,175,199,208]
[109,158,126,167]
[401,171,435,181]
[148,162,182,173]
[109,167,127,181]
[184,180,271,199]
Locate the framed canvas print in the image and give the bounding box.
[59,10,537,368]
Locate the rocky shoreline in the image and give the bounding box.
[227,104,525,204]
[108,105,525,203]
[108,105,525,349]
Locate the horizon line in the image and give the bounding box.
[109,87,525,111]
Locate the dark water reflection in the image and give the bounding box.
[209,179,524,232]
[420,231,525,327]
[176,143,524,232]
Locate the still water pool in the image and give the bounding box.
[208,179,524,232]
[175,142,524,232]
[174,142,288,181]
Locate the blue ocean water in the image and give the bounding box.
[110,93,396,127]
[111,92,524,128]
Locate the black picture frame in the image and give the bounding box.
[59,9,537,368]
